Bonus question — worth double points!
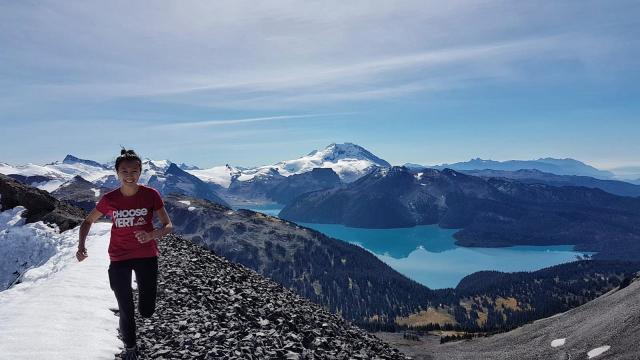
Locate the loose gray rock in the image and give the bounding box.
[115,234,410,359]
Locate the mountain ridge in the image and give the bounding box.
[279,166,640,260]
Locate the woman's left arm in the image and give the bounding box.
[153,206,173,238]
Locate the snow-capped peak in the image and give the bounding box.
[270,143,390,182]
[62,155,109,169]
[142,159,172,172]
[315,143,390,166]
[138,159,173,184]
[190,143,390,186]
[178,163,200,171]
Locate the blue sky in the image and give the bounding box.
[1,1,639,169]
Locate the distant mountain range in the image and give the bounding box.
[0,143,388,206]
[412,157,616,179]
[460,169,640,197]
[17,158,229,210]
[1,143,638,208]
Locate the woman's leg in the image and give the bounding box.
[108,260,136,348]
[133,256,158,318]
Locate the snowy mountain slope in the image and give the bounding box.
[0,162,70,191]
[0,221,120,359]
[62,155,110,170]
[0,156,112,192]
[191,143,391,188]
[187,164,241,188]
[0,156,175,192]
[138,158,172,184]
[3,144,388,193]
[256,142,390,183]
[177,162,200,171]
[149,163,229,206]
[1,156,229,206]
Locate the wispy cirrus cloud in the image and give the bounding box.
[153,112,355,130]
[1,1,636,112]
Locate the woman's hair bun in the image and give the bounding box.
[115,147,142,171]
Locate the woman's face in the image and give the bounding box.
[117,160,141,185]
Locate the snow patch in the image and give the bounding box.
[188,165,239,188]
[187,206,197,211]
[550,338,565,347]
[587,346,611,358]
[91,188,100,197]
[0,222,120,359]
[178,200,191,206]
[34,179,66,192]
[0,207,61,290]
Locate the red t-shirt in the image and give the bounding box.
[96,185,164,261]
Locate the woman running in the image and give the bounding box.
[77,148,173,360]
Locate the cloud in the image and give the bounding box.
[152,112,355,129]
[1,1,636,112]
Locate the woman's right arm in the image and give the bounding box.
[77,208,104,262]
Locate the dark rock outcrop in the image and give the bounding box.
[267,168,342,205]
[0,173,85,231]
[122,233,410,359]
[149,163,229,207]
[226,168,286,204]
[7,174,55,187]
[51,175,109,212]
[222,167,342,206]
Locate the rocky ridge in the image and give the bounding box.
[0,173,85,231]
[123,233,409,359]
[51,175,109,212]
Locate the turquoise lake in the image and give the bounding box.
[244,206,592,289]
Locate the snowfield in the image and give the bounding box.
[0,220,120,359]
[187,165,240,188]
